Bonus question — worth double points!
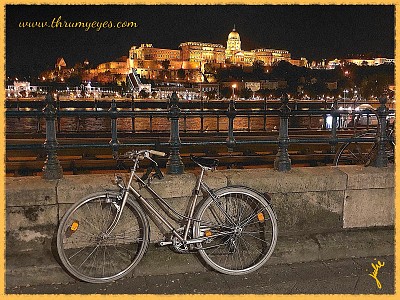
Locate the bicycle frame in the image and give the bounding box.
[108,155,234,247]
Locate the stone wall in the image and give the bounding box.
[5,165,394,253]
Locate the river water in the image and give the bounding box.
[6,113,325,134]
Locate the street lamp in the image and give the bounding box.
[343,89,349,106]
[232,83,237,99]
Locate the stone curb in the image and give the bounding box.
[6,227,394,288]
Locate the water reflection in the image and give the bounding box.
[6,114,321,134]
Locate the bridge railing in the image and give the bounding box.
[6,92,394,179]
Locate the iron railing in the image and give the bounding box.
[6,92,394,179]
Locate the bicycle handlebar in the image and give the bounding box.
[149,150,167,157]
[114,149,166,160]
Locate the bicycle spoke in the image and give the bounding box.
[78,244,100,268]
[239,235,264,256]
[241,231,270,248]
[240,207,265,228]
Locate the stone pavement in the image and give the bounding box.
[6,255,394,294]
[5,227,394,289]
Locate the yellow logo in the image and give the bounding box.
[368,258,385,289]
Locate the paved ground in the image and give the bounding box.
[5,227,395,292]
[6,255,394,294]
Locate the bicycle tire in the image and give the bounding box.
[334,130,395,166]
[334,130,377,166]
[57,192,150,283]
[193,186,277,275]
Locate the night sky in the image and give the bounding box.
[6,4,395,78]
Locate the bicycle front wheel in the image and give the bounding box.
[194,186,277,275]
[57,192,149,283]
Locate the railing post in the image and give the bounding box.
[371,96,389,167]
[330,98,339,154]
[56,93,61,132]
[166,92,184,174]
[42,92,63,179]
[263,97,267,131]
[109,99,120,157]
[274,93,291,171]
[200,97,204,133]
[131,94,136,133]
[226,99,237,151]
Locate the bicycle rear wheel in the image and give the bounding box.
[334,130,395,166]
[334,130,377,165]
[194,186,277,275]
[57,192,149,283]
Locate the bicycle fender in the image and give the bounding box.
[209,185,278,220]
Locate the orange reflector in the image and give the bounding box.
[257,212,265,223]
[205,230,212,237]
[70,221,79,231]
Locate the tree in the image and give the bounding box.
[139,89,150,99]
[252,60,265,79]
[161,59,170,70]
[257,88,270,100]
[205,89,217,100]
[240,88,253,99]
[177,68,186,80]
[67,74,82,86]
[161,60,171,81]
[360,74,391,99]
[204,63,216,74]
[215,65,245,82]
[220,87,233,99]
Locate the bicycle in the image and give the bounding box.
[334,112,395,166]
[57,149,278,283]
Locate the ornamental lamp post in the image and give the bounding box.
[232,83,237,99]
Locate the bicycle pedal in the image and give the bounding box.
[159,241,173,246]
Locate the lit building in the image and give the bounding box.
[289,57,308,67]
[124,28,292,83]
[55,57,67,70]
[224,27,291,66]
[344,58,376,66]
[129,44,181,62]
[225,27,252,65]
[128,44,200,81]
[252,48,291,66]
[94,56,129,84]
[44,28,294,85]
[97,56,129,74]
[328,57,395,68]
[179,42,225,64]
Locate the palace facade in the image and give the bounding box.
[41,28,298,84]
[225,27,291,66]
[123,27,296,82]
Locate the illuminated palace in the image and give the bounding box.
[225,27,291,66]
[55,27,304,85]
[125,27,298,82]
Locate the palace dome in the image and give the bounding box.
[228,28,240,40]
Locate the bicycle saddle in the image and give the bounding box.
[190,155,219,169]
